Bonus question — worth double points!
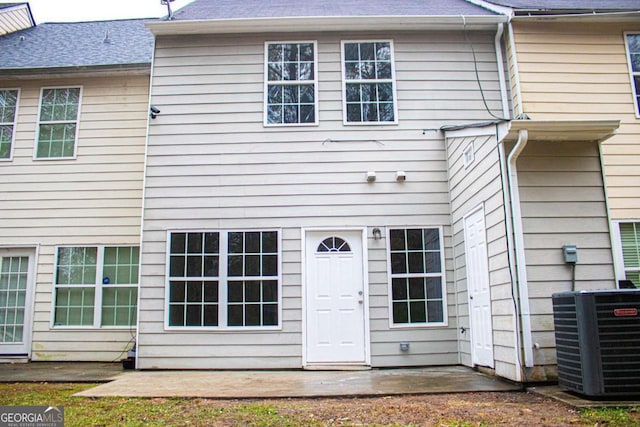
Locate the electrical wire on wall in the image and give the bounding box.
[462,16,509,122]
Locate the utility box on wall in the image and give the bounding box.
[552,289,640,397]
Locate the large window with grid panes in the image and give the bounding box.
[53,246,139,327]
[264,41,317,126]
[387,227,446,326]
[167,230,280,329]
[36,87,81,159]
[0,89,19,160]
[341,40,398,124]
[626,33,640,117]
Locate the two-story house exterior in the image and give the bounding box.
[135,0,619,383]
[0,18,153,361]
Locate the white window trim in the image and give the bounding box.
[612,220,640,287]
[263,41,319,127]
[0,88,20,162]
[340,39,399,126]
[463,140,475,169]
[386,226,448,329]
[164,229,283,331]
[34,86,83,161]
[51,245,139,329]
[624,32,640,119]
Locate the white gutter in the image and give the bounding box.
[494,23,509,119]
[146,15,507,35]
[506,129,534,368]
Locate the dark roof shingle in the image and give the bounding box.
[485,0,640,11]
[173,0,498,21]
[0,19,155,71]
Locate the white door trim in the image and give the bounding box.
[301,227,371,367]
[463,205,495,368]
[0,246,37,358]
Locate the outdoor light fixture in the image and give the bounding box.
[150,106,160,119]
[366,171,376,182]
[372,228,382,240]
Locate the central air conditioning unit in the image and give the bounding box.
[552,289,640,397]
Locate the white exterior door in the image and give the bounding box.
[305,230,367,365]
[464,207,494,368]
[0,249,35,356]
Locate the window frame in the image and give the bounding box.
[340,39,399,126]
[164,229,283,331]
[612,220,640,288]
[263,41,319,127]
[0,88,20,162]
[386,226,448,328]
[51,245,139,329]
[34,86,82,160]
[624,32,640,119]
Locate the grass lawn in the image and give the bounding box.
[1,382,639,426]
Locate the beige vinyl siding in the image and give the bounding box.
[139,30,504,369]
[517,140,616,380]
[0,4,32,36]
[0,75,148,361]
[512,21,640,219]
[445,131,515,380]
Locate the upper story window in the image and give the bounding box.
[0,89,19,160]
[265,42,318,126]
[36,87,81,159]
[625,33,640,117]
[342,40,397,124]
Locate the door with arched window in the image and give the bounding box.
[304,230,367,365]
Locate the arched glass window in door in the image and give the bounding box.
[317,237,351,253]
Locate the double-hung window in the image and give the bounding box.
[167,230,280,329]
[618,222,640,288]
[0,89,19,160]
[36,87,81,159]
[388,228,446,326]
[265,42,317,125]
[53,246,139,327]
[626,33,640,117]
[342,40,397,124]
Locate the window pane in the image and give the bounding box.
[228,281,243,302]
[187,233,203,253]
[391,252,407,274]
[245,304,261,326]
[245,281,261,302]
[408,252,424,273]
[426,277,443,299]
[186,305,202,326]
[263,281,278,302]
[169,305,185,326]
[409,301,426,323]
[393,302,408,323]
[263,304,278,325]
[427,301,444,322]
[171,233,186,254]
[408,277,425,299]
[392,278,407,300]
[228,305,243,326]
[169,282,185,302]
[186,282,202,302]
[101,287,137,326]
[54,287,94,326]
[170,255,185,277]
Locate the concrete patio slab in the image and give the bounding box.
[0,362,123,383]
[529,385,640,408]
[74,366,520,398]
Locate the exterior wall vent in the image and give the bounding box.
[552,289,640,397]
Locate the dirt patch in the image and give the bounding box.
[184,391,639,426]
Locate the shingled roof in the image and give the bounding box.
[0,18,155,73]
[483,0,640,13]
[172,0,497,21]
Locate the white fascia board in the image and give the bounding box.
[504,119,621,143]
[146,15,508,36]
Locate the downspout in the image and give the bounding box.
[506,22,524,118]
[506,129,534,368]
[494,23,509,119]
